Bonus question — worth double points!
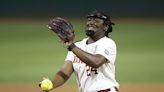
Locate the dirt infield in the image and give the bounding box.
[0,83,164,92]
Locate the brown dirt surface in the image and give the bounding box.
[0,83,164,92]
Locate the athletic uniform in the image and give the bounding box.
[65,36,119,92]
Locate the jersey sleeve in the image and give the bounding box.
[95,39,117,64]
[65,41,83,62]
[65,51,75,62]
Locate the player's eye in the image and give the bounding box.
[94,18,102,22]
[87,18,92,21]
[94,19,99,23]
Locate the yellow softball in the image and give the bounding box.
[40,78,53,91]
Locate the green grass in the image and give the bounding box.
[0,19,164,84]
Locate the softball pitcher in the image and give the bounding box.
[39,10,119,92]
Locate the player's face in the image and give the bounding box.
[86,17,107,36]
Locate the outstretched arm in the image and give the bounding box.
[39,60,74,91]
[52,60,74,89]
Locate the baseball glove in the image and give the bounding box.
[47,17,74,43]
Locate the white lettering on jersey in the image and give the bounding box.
[72,56,98,76]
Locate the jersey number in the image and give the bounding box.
[86,65,98,76]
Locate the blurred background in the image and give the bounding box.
[0,0,164,92]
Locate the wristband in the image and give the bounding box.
[67,43,76,51]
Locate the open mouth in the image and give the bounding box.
[88,26,95,30]
[86,25,96,30]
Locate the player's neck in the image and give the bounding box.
[87,34,105,44]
